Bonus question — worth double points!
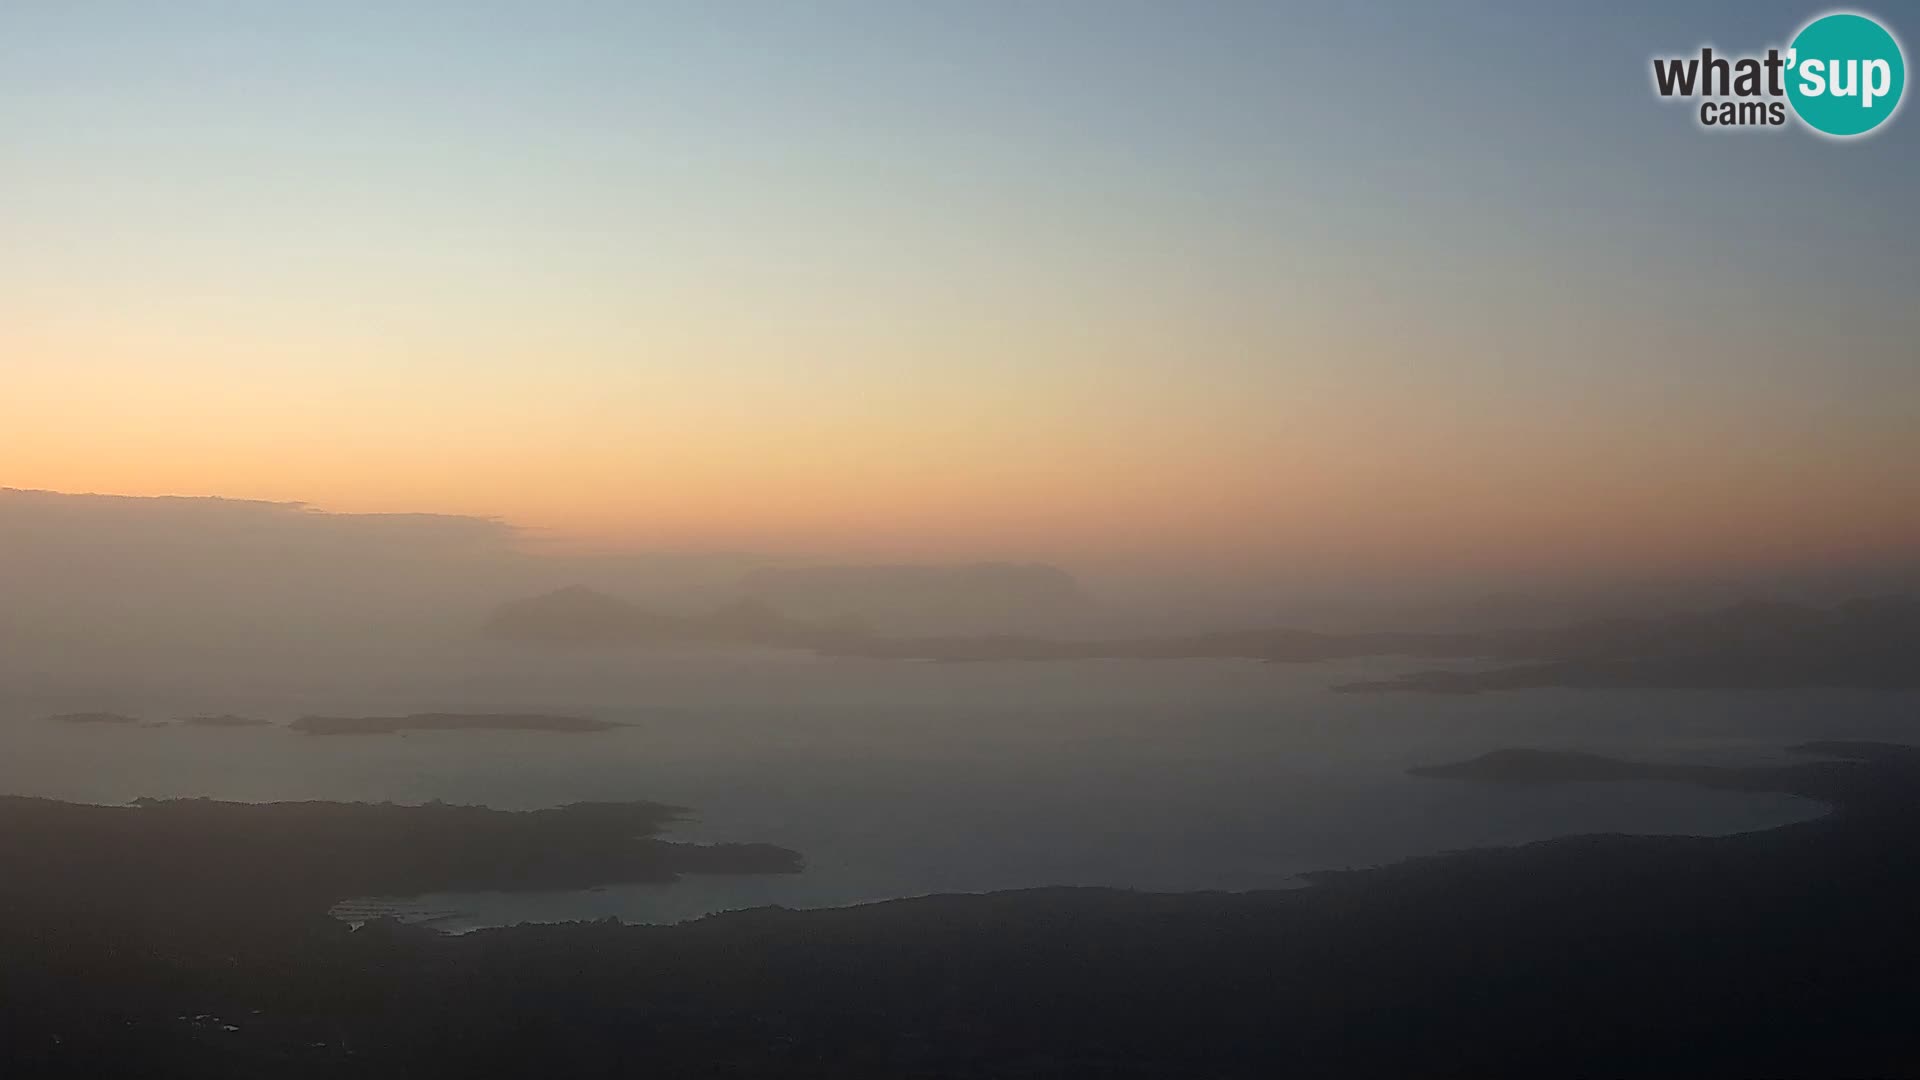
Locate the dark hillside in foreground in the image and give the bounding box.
[3,744,1918,1076]
[0,796,798,948]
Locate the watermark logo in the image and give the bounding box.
[1651,10,1905,138]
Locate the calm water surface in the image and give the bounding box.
[3,649,1898,929]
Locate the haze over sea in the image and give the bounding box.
[5,648,1876,931]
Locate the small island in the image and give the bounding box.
[48,711,142,725]
[179,713,271,728]
[1403,741,1918,813]
[289,712,619,736]
[1408,747,1708,783]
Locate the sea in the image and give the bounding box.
[3,646,1902,931]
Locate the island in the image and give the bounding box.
[47,711,143,725]
[179,713,271,727]
[289,712,620,735]
[1400,742,1915,809]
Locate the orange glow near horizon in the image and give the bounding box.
[8,321,1916,583]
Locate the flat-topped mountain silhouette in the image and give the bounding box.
[740,562,1088,634]
[484,585,852,647]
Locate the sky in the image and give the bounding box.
[3,1,1916,590]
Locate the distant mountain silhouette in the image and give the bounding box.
[484,585,856,647]
[739,562,1088,634]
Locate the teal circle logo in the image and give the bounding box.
[1787,12,1905,137]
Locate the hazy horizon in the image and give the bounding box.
[6,483,1914,638]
